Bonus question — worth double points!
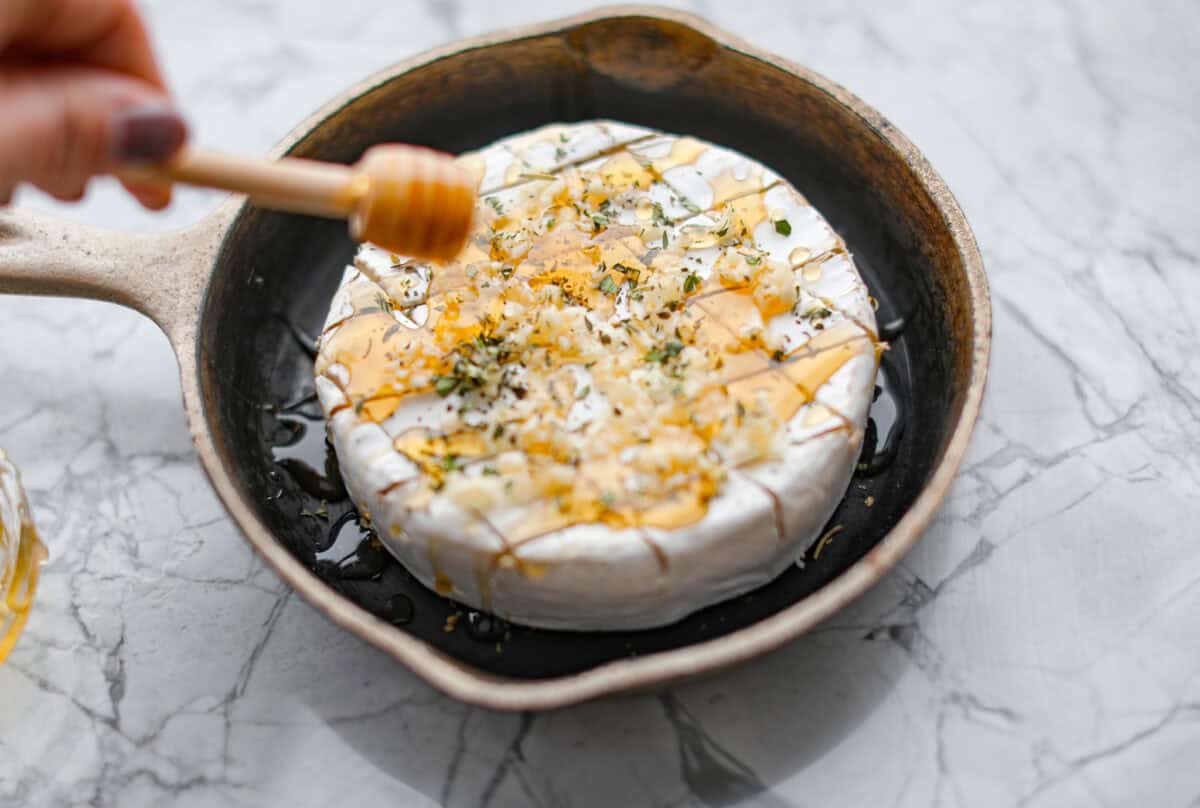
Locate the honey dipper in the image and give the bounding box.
[124,145,476,262]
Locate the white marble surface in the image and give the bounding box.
[1,1,1198,805]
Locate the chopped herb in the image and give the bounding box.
[554,146,567,160]
[805,306,833,320]
[682,199,701,214]
[519,171,557,181]
[300,500,329,520]
[716,225,729,237]
[651,202,669,226]
[544,217,556,229]
[591,213,609,231]
[442,455,460,471]
[662,231,669,249]
[614,263,640,286]
[598,274,619,295]
[774,219,792,236]
[375,293,394,312]
[736,400,747,419]
[599,491,616,509]
[645,340,684,363]
[485,196,503,215]
[671,382,684,397]
[576,385,590,400]
[772,349,786,362]
[683,273,701,293]
[742,253,762,266]
[500,266,515,279]
[482,465,500,476]
[434,375,460,397]
[492,424,505,439]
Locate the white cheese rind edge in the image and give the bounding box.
[319,122,878,631]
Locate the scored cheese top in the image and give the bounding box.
[315,121,880,630]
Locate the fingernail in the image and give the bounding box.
[112,105,188,164]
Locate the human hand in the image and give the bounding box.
[0,0,187,210]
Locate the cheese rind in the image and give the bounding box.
[315,122,879,630]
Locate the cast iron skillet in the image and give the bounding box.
[0,7,989,710]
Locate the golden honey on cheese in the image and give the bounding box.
[314,121,880,630]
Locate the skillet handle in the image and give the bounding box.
[0,207,215,340]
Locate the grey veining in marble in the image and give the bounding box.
[2,1,1199,806]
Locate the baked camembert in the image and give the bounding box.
[315,122,881,630]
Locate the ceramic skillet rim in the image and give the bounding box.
[192,7,989,710]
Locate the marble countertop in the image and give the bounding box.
[2,1,1198,805]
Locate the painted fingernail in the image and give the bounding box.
[112,105,188,164]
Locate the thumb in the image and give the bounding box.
[0,65,187,204]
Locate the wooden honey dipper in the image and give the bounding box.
[124,145,476,262]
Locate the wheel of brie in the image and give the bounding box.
[314,122,880,631]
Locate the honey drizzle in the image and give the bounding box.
[490,131,659,195]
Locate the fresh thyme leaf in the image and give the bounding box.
[645,340,684,363]
[598,274,618,295]
[434,375,459,397]
[683,274,701,293]
[774,219,792,236]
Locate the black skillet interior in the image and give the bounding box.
[200,19,953,678]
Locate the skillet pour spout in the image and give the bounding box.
[0,6,989,710]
